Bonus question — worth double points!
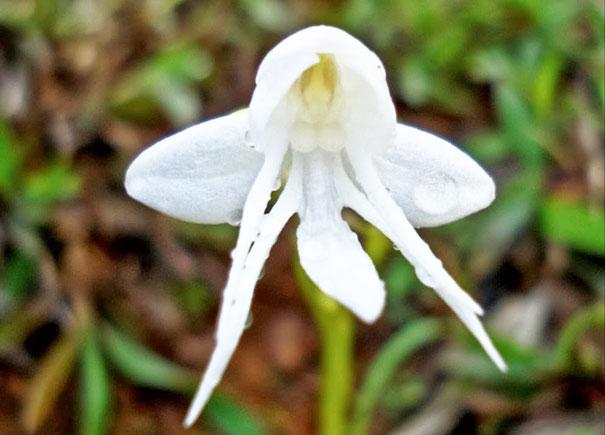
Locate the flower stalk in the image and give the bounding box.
[295,256,354,435]
[294,223,391,435]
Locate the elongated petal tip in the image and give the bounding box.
[183,413,195,428]
[183,395,209,428]
[181,359,222,429]
[474,171,496,212]
[487,340,508,372]
[361,303,385,324]
[463,306,508,372]
[124,162,154,205]
[346,287,385,324]
[123,165,142,199]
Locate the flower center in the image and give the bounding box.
[289,54,346,153]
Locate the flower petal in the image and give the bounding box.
[124,110,262,225]
[189,114,289,426]
[225,138,288,304]
[339,66,396,154]
[375,124,496,227]
[345,149,506,371]
[257,25,386,89]
[296,152,385,323]
[248,52,319,149]
[253,25,396,154]
[183,158,302,427]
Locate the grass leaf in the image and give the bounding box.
[350,318,442,435]
[22,328,83,433]
[80,329,111,435]
[100,323,197,393]
[540,197,605,256]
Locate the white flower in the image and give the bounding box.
[125,25,506,427]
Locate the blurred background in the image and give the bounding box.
[0,0,603,434]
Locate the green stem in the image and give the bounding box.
[318,302,354,435]
[293,223,390,435]
[295,260,354,435]
[363,224,392,268]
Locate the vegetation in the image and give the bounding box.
[0,0,603,434]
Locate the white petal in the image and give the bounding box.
[252,25,396,154]
[295,151,385,323]
[339,66,396,154]
[124,110,262,225]
[344,149,506,371]
[226,140,287,300]
[248,52,319,149]
[256,26,385,86]
[184,108,289,427]
[375,124,496,227]
[184,158,302,427]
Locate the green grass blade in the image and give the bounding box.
[100,323,197,393]
[350,318,442,435]
[80,330,111,435]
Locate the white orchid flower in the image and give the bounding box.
[124,25,506,427]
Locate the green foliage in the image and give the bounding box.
[0,118,80,224]
[446,301,605,402]
[174,222,239,253]
[446,171,541,273]
[383,256,420,323]
[101,323,267,433]
[0,0,603,433]
[22,327,84,433]
[205,394,268,435]
[0,117,21,195]
[111,44,213,126]
[80,330,111,435]
[350,318,442,435]
[3,250,37,307]
[555,303,605,372]
[444,335,553,400]
[22,163,80,205]
[239,0,295,32]
[171,280,215,319]
[101,323,198,393]
[540,197,605,256]
[378,379,427,414]
[0,304,46,351]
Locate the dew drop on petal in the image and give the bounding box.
[272,178,282,191]
[228,209,243,226]
[412,177,457,216]
[415,268,430,286]
[244,311,253,329]
[244,130,254,148]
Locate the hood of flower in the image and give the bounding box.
[247,25,397,155]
